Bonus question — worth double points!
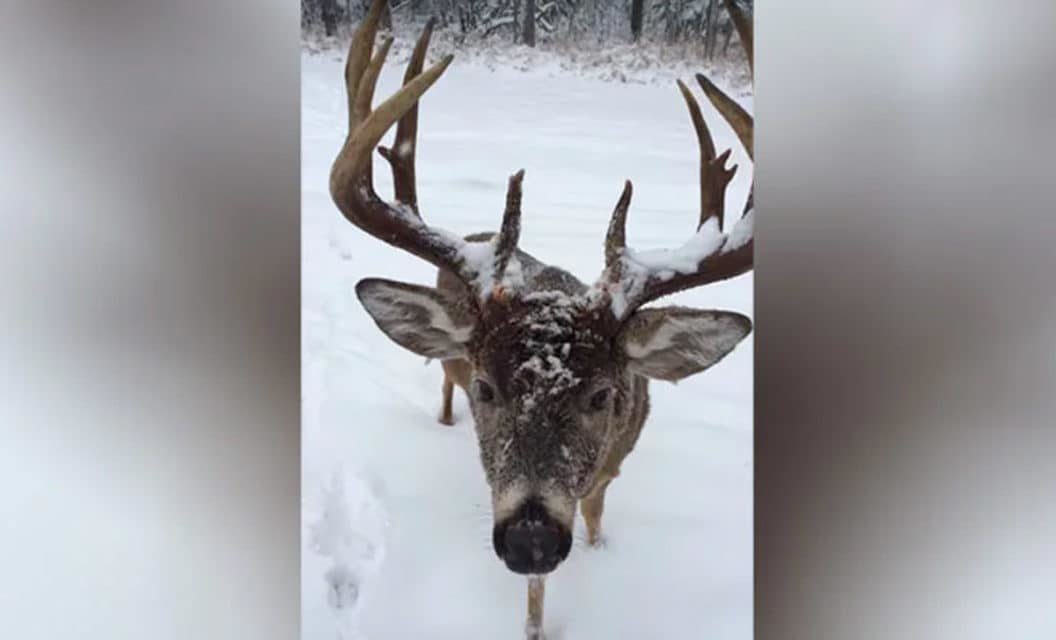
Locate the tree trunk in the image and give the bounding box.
[321,0,337,36]
[522,0,536,47]
[630,0,644,43]
[513,0,522,43]
[665,0,681,45]
[380,0,392,30]
[709,0,726,60]
[703,0,715,58]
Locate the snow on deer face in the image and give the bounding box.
[468,292,626,574]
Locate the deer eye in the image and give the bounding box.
[475,380,495,403]
[588,388,611,412]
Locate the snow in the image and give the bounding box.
[624,216,726,276]
[724,207,754,252]
[303,48,753,640]
[452,236,497,293]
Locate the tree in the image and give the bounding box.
[630,0,644,43]
[301,0,755,59]
[704,0,718,59]
[513,0,522,43]
[380,0,392,30]
[321,0,338,36]
[522,0,536,46]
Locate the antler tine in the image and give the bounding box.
[695,73,753,161]
[354,37,393,128]
[493,169,526,289]
[678,79,736,231]
[378,17,437,215]
[344,0,386,132]
[600,180,633,287]
[350,35,394,187]
[722,0,753,75]
[337,51,453,183]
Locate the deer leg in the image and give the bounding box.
[438,358,472,426]
[580,473,615,547]
[525,575,545,640]
[438,373,455,426]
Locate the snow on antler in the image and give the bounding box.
[596,211,753,319]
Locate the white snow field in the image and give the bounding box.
[302,46,753,640]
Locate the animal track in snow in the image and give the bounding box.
[307,471,389,630]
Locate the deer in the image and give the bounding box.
[329,1,753,637]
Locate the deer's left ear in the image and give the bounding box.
[618,307,752,382]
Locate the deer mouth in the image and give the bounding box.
[492,497,573,575]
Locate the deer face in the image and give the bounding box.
[356,278,751,574]
[469,292,623,574]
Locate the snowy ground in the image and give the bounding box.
[302,46,753,640]
[302,28,753,88]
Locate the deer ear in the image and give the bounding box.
[355,278,475,359]
[619,307,751,382]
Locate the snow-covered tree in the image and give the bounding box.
[302,0,753,61]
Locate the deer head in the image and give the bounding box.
[332,0,754,577]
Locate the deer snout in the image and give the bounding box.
[492,498,572,575]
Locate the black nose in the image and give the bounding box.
[492,498,572,575]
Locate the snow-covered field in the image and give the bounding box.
[302,46,753,640]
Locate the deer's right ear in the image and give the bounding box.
[355,278,475,359]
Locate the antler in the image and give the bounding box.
[375,15,436,214]
[330,0,525,300]
[596,0,754,320]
